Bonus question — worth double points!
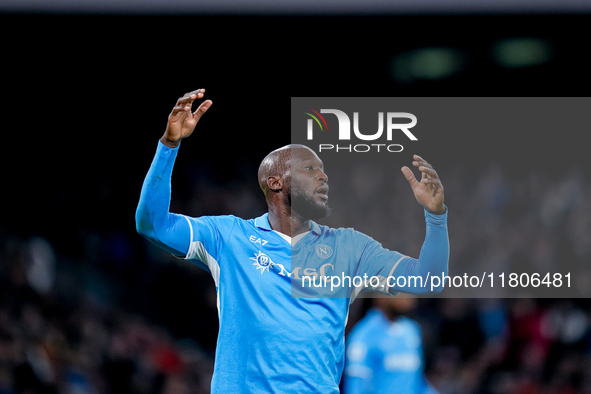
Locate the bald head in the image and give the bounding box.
[258,144,330,221]
[257,144,317,198]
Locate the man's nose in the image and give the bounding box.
[317,170,328,183]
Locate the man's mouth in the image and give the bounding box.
[316,186,329,201]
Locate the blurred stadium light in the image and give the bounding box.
[390,37,552,83]
[1,0,591,13]
[492,38,552,68]
[391,47,464,83]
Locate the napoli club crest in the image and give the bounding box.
[316,244,333,259]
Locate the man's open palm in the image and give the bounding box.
[162,89,212,148]
[401,155,445,215]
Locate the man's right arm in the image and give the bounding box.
[135,89,213,258]
[135,141,191,257]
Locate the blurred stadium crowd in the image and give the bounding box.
[2,9,591,393]
[2,158,591,393]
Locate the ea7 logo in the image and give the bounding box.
[304,108,417,141]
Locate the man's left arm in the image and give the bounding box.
[355,155,448,295]
[394,155,449,294]
[390,207,448,294]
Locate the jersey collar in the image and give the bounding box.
[255,213,321,235]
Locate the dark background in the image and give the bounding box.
[1,13,591,394]
[3,13,589,261]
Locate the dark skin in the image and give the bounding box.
[162,89,445,237]
[374,296,417,321]
[266,146,330,237]
[160,89,212,149]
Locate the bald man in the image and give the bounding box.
[136,90,449,394]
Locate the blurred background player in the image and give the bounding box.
[344,296,438,394]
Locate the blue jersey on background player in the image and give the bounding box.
[136,89,450,393]
[344,298,439,394]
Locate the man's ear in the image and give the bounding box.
[267,176,283,192]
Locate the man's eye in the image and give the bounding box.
[305,166,313,170]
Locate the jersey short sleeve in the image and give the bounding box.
[182,215,238,279]
[355,231,409,295]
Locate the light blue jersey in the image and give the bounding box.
[136,142,449,394]
[344,310,438,394]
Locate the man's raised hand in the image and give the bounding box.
[401,155,445,215]
[161,89,212,148]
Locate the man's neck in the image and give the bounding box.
[267,207,310,237]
